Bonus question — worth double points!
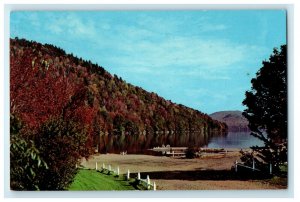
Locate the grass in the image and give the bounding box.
[279,164,288,173]
[260,164,288,189]
[267,176,288,188]
[68,169,136,191]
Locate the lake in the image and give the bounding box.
[205,132,264,149]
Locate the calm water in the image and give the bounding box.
[205,132,264,149]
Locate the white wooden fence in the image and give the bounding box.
[95,162,156,190]
[234,159,273,174]
[96,162,120,176]
[136,172,156,190]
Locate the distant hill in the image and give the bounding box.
[210,111,250,132]
[10,38,227,153]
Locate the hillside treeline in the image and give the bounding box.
[10,38,227,154]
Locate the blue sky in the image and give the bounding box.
[10,10,286,114]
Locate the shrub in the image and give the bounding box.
[10,114,48,190]
[33,117,89,190]
[185,147,197,159]
[10,115,90,190]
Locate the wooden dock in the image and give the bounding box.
[150,146,234,157]
[150,146,187,157]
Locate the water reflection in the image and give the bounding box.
[97,131,264,153]
[125,131,214,154]
[205,132,264,149]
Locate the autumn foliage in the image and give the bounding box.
[10,38,228,189]
[10,38,227,154]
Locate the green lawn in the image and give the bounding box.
[68,169,137,191]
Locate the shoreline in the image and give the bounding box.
[80,149,286,190]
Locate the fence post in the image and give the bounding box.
[95,162,98,170]
[76,163,78,169]
[235,160,238,172]
[137,172,141,180]
[102,163,105,169]
[127,169,130,180]
[252,158,255,171]
[172,150,174,157]
[117,166,120,176]
[153,182,156,191]
[270,163,272,175]
[147,175,151,190]
[108,165,111,171]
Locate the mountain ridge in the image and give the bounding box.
[209,110,250,132]
[10,37,227,153]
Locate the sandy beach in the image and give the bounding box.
[81,149,286,190]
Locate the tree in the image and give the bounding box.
[10,115,89,190]
[242,45,287,173]
[32,117,89,190]
[10,114,48,190]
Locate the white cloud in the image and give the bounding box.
[39,12,266,82]
[47,14,96,38]
[116,25,155,40]
[136,14,183,35]
[27,13,41,27]
[43,12,269,83]
[196,22,228,32]
[41,12,239,81]
[106,35,255,81]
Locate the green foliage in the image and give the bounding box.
[10,115,89,190]
[268,176,287,187]
[242,45,287,173]
[10,114,48,190]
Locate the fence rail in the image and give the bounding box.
[94,162,156,190]
[136,172,156,190]
[234,159,273,174]
[97,162,120,176]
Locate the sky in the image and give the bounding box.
[10,10,286,114]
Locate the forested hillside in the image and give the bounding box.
[10,38,227,153]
